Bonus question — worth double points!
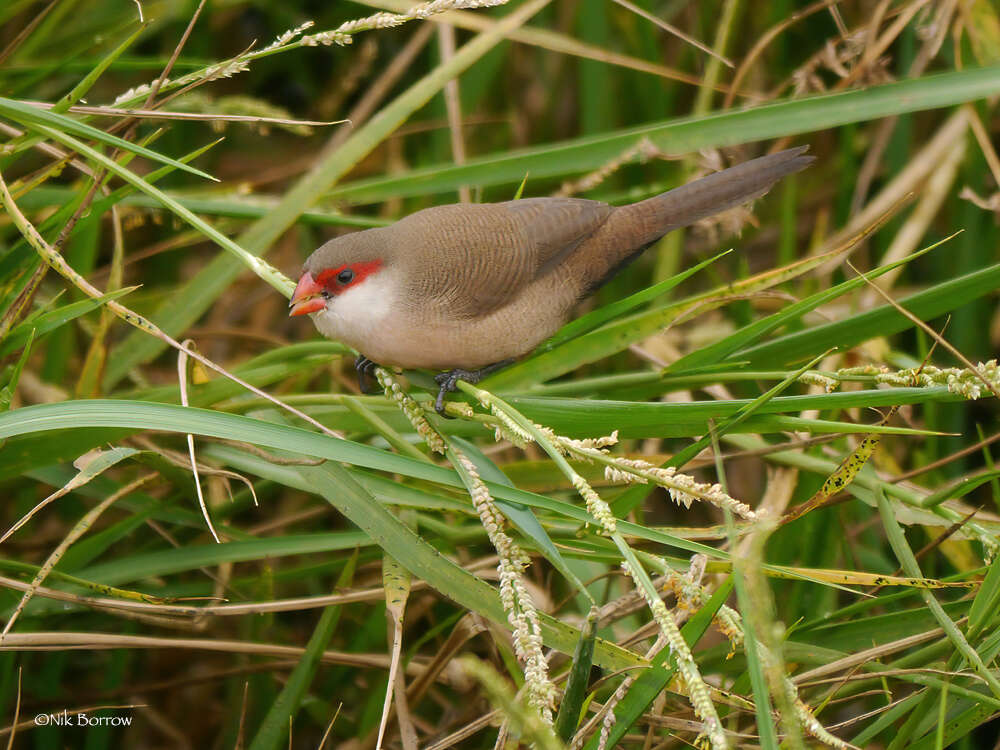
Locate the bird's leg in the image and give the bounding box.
[433,359,515,417]
[355,356,379,394]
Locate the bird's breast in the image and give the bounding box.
[311,270,580,370]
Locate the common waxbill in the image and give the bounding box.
[290,146,812,413]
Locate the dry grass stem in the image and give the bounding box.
[609,0,732,68]
[178,340,219,543]
[1,473,156,644]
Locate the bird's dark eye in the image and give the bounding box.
[337,268,355,285]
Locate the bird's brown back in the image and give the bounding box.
[385,147,812,322]
[387,198,613,318]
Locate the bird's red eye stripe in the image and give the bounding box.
[315,259,383,294]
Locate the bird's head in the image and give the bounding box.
[289,233,387,318]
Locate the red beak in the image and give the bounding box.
[289,272,326,316]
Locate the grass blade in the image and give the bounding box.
[328,66,1000,202]
[0,96,215,180]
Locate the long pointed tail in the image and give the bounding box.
[603,146,813,251]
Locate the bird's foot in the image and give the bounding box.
[355,356,380,394]
[433,359,514,417]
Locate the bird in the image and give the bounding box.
[290,146,813,414]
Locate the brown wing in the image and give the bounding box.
[392,198,612,318]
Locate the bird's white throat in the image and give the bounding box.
[312,269,395,352]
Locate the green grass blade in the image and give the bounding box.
[0,328,33,411]
[554,609,597,741]
[0,287,135,358]
[875,486,1000,697]
[507,388,958,439]
[735,262,1000,366]
[327,66,1000,203]
[53,24,148,114]
[967,554,1000,640]
[77,532,371,584]
[0,96,215,180]
[668,240,941,373]
[917,468,1000,509]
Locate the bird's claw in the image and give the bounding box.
[355,356,378,394]
[433,359,515,418]
[434,370,468,418]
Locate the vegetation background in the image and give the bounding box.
[0,0,999,748]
